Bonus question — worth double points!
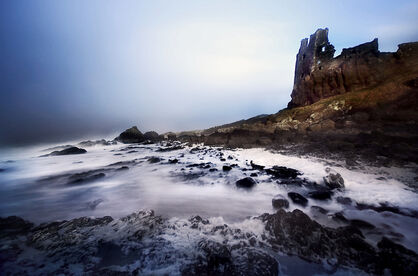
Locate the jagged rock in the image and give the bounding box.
[308,190,332,200]
[288,28,418,108]
[116,126,145,143]
[148,156,163,163]
[43,146,87,156]
[236,177,256,189]
[272,194,289,209]
[287,192,308,206]
[323,173,345,189]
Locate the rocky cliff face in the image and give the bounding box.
[288,28,418,108]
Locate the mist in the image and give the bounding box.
[1,0,417,147]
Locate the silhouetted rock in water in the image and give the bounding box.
[336,196,352,205]
[169,158,179,164]
[308,190,332,200]
[250,161,265,170]
[148,157,163,163]
[350,219,375,230]
[355,202,418,218]
[0,216,33,238]
[143,131,160,141]
[42,146,87,157]
[310,205,328,215]
[323,173,345,189]
[287,192,308,206]
[68,171,106,185]
[78,139,116,147]
[265,166,301,179]
[116,126,145,143]
[223,165,232,171]
[236,177,256,189]
[272,194,289,209]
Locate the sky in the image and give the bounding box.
[1,0,417,147]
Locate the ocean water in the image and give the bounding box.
[0,141,417,255]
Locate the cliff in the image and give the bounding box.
[288,28,418,108]
[166,29,418,166]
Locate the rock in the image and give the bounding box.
[250,161,265,170]
[168,158,179,164]
[308,190,332,200]
[222,165,232,171]
[265,166,301,179]
[350,219,375,230]
[189,216,209,229]
[236,177,256,189]
[43,146,87,156]
[288,28,418,108]
[287,192,308,207]
[377,237,418,275]
[143,131,159,141]
[272,194,289,209]
[323,173,345,189]
[336,196,352,205]
[331,212,348,223]
[0,216,34,238]
[78,139,115,147]
[250,173,258,177]
[310,205,328,214]
[148,157,163,163]
[116,126,145,143]
[68,171,106,185]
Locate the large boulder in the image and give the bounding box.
[143,131,160,141]
[116,126,145,143]
[236,177,256,189]
[272,194,289,209]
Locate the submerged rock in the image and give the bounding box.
[265,166,301,179]
[287,192,308,207]
[236,177,256,189]
[272,194,289,209]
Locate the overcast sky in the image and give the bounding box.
[1,0,417,147]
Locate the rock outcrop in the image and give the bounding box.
[116,126,145,143]
[288,28,418,108]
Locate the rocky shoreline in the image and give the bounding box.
[1,207,417,275]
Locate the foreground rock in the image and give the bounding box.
[323,172,345,189]
[42,146,87,157]
[116,126,145,143]
[236,177,256,189]
[260,209,418,275]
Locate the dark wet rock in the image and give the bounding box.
[209,168,218,172]
[116,126,145,143]
[323,173,345,189]
[0,216,34,238]
[310,205,329,214]
[308,190,332,200]
[116,166,129,171]
[250,161,265,170]
[222,165,232,172]
[377,237,418,275]
[265,166,301,179]
[127,150,138,153]
[287,192,308,207]
[148,157,163,163]
[220,157,226,162]
[187,162,212,169]
[68,171,106,185]
[43,146,87,157]
[272,194,289,209]
[143,131,160,141]
[78,139,116,147]
[250,173,258,177]
[260,209,373,265]
[350,219,375,230]
[157,145,184,152]
[356,202,418,218]
[236,177,256,189]
[227,155,234,160]
[336,196,352,205]
[331,212,348,223]
[169,158,179,164]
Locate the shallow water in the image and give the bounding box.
[0,141,417,254]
